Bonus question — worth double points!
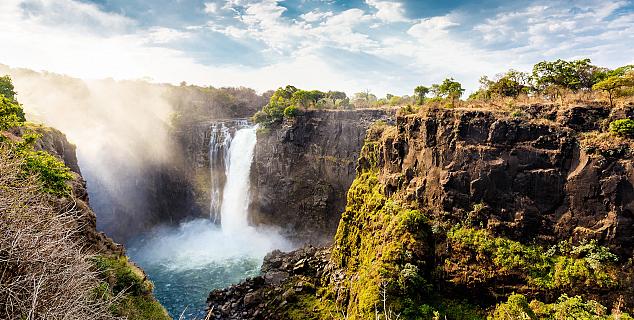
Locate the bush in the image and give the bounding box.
[22,149,73,195]
[490,294,633,320]
[609,119,634,137]
[0,94,25,130]
[489,294,536,320]
[92,255,169,320]
[283,105,299,117]
[92,256,151,296]
[447,227,619,290]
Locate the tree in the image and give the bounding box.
[352,90,377,108]
[414,86,429,104]
[0,75,17,103]
[532,59,606,97]
[254,85,299,126]
[489,70,530,97]
[436,78,464,106]
[291,90,324,108]
[592,74,634,107]
[326,91,347,107]
[0,76,25,130]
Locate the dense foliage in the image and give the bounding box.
[447,227,619,290]
[253,85,351,127]
[609,119,634,137]
[490,293,633,320]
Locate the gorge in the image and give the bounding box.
[2,62,634,320]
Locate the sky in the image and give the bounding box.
[0,0,633,96]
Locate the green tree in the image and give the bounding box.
[436,78,464,106]
[0,76,25,130]
[489,70,530,97]
[352,90,377,108]
[532,59,606,97]
[0,75,17,102]
[291,90,324,108]
[414,86,429,104]
[593,74,634,107]
[326,91,347,107]
[253,85,298,126]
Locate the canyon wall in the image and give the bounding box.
[207,104,634,319]
[248,109,389,244]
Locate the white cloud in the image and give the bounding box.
[366,0,408,22]
[408,16,459,40]
[17,0,134,34]
[204,2,218,14]
[1,0,633,98]
[300,10,333,23]
[144,27,190,44]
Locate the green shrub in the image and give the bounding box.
[0,94,25,130]
[609,119,634,137]
[491,294,632,320]
[489,294,536,320]
[283,105,299,117]
[22,150,73,195]
[447,227,618,290]
[92,255,150,296]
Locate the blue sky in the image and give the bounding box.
[0,0,633,95]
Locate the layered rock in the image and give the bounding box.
[249,109,390,244]
[384,106,634,255]
[208,104,634,319]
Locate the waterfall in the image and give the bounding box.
[219,125,257,233]
[208,123,232,222]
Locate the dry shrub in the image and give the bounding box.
[0,146,120,320]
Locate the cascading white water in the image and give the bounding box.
[128,122,290,319]
[208,123,232,222]
[219,125,257,233]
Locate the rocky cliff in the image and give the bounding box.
[207,103,634,319]
[3,124,170,319]
[249,109,390,245]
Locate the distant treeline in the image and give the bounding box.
[253,59,634,127]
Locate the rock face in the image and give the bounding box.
[208,104,634,319]
[249,109,389,244]
[19,125,124,254]
[384,106,633,255]
[206,246,331,320]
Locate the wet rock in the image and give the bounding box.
[249,109,390,245]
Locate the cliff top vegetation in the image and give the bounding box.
[253,58,634,128]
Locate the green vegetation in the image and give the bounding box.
[414,86,429,105]
[0,86,25,130]
[331,125,432,319]
[431,78,465,107]
[283,105,300,117]
[21,148,73,195]
[490,293,633,320]
[531,58,604,93]
[1,76,72,195]
[447,227,619,290]
[0,75,17,102]
[609,119,634,137]
[92,255,170,320]
[593,74,634,107]
[254,85,352,127]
